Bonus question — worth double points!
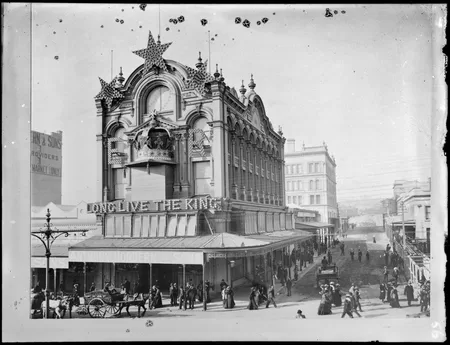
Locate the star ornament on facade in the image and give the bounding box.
[133,31,172,76]
[94,77,124,109]
[184,60,215,95]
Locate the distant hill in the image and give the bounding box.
[339,197,386,215]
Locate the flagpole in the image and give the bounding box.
[208,30,211,74]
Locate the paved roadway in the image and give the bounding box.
[36,227,436,341]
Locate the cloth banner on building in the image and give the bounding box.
[188,128,209,157]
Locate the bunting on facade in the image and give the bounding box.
[188,128,209,157]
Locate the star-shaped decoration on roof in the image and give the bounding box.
[184,59,215,95]
[132,31,172,76]
[94,77,124,109]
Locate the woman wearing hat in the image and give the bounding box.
[333,283,342,307]
[318,285,332,315]
[389,285,400,308]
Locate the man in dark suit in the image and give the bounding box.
[220,279,228,291]
[265,285,277,308]
[122,278,131,294]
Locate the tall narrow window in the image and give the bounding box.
[309,163,314,173]
[316,195,321,204]
[309,180,314,190]
[293,196,297,204]
[193,161,212,195]
[287,196,292,204]
[111,128,127,200]
[287,165,292,175]
[298,196,302,205]
[425,206,431,220]
[310,195,315,204]
[298,164,302,174]
[315,179,320,190]
[315,163,319,173]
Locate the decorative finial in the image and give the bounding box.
[248,73,256,90]
[117,66,125,86]
[157,34,161,44]
[214,63,220,79]
[219,68,225,82]
[196,52,203,68]
[239,80,246,94]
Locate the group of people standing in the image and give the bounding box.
[341,283,363,318]
[379,281,400,308]
[317,281,347,316]
[247,283,276,310]
[220,280,235,309]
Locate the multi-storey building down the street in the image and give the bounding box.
[68,31,314,296]
[284,140,338,246]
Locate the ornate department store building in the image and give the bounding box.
[69,32,313,295]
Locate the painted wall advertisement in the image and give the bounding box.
[31,130,62,205]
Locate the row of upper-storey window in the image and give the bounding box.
[286,180,323,191]
[286,162,325,175]
[287,195,321,205]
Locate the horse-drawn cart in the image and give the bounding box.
[316,264,340,288]
[81,290,149,318]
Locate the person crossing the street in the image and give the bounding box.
[404,280,415,306]
[265,285,277,308]
[357,248,363,262]
[365,250,370,262]
[354,287,363,312]
[350,248,355,261]
[341,294,354,318]
[349,291,362,317]
[340,242,345,256]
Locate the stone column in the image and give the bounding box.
[231,132,238,199]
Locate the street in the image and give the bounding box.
[36,226,436,342]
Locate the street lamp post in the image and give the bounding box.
[31,209,87,319]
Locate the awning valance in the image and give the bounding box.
[295,221,334,229]
[69,249,204,265]
[32,257,68,269]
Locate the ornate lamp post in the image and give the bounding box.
[31,209,87,319]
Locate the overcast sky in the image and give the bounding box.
[27,4,434,205]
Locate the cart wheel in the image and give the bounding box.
[105,303,120,317]
[88,298,107,318]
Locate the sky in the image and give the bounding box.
[26,4,435,205]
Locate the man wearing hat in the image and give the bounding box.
[341,294,354,318]
[404,280,414,306]
[354,287,363,312]
[349,291,362,317]
[334,283,342,306]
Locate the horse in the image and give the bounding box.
[186,287,197,309]
[118,293,150,318]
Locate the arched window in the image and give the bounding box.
[315,179,320,190]
[192,117,210,142]
[309,180,314,190]
[146,86,174,113]
[111,128,127,200]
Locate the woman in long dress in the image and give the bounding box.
[390,286,400,308]
[379,283,386,301]
[222,286,227,308]
[318,286,332,315]
[247,287,259,310]
[334,284,342,307]
[224,286,235,309]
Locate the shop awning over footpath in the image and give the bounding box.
[68,229,314,265]
[295,221,334,230]
[32,245,69,269]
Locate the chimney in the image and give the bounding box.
[286,139,295,153]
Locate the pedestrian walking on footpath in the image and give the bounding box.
[390,285,401,308]
[341,294,354,318]
[357,248,362,262]
[178,285,187,310]
[286,278,292,296]
[333,283,343,307]
[392,267,399,285]
[265,285,277,308]
[379,283,386,301]
[383,266,389,283]
[327,249,332,265]
[247,286,259,310]
[340,242,345,256]
[350,248,355,261]
[404,281,415,306]
[385,282,393,303]
[169,283,178,306]
[366,250,370,262]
